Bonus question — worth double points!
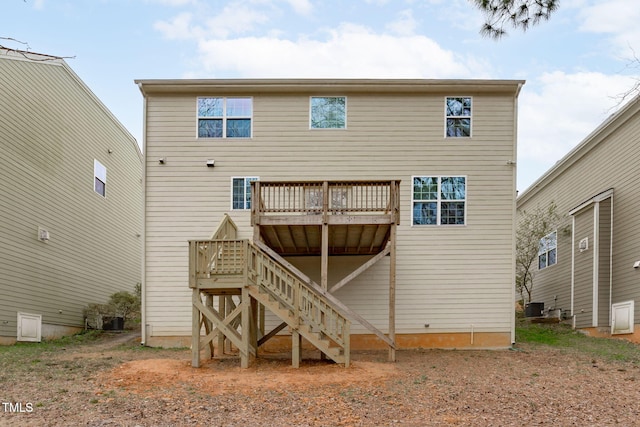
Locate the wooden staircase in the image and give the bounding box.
[245,240,351,366]
[189,215,351,367]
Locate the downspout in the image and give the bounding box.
[593,202,600,327]
[138,84,148,346]
[510,83,522,345]
[608,195,613,327]
[570,215,575,326]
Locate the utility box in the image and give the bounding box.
[102,316,124,330]
[525,302,544,317]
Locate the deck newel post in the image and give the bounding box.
[388,181,397,362]
[191,289,201,368]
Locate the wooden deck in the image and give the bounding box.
[189,180,400,369]
[251,180,400,256]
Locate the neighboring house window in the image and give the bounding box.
[94,159,106,197]
[412,176,466,225]
[198,97,252,138]
[445,97,471,137]
[310,96,346,129]
[538,231,557,269]
[232,177,258,210]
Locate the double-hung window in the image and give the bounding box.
[445,97,471,137]
[310,96,346,129]
[538,231,557,269]
[412,176,466,225]
[94,159,106,197]
[231,177,258,210]
[198,97,252,138]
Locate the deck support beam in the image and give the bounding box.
[388,219,397,362]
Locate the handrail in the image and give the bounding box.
[247,242,350,349]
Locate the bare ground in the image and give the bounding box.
[2,331,640,426]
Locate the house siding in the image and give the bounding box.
[141,81,522,345]
[0,52,142,339]
[517,95,640,333]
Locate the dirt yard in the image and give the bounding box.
[2,330,640,426]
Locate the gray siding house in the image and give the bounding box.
[136,78,524,361]
[0,49,143,343]
[517,94,640,341]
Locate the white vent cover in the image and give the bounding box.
[17,312,42,342]
[579,237,588,252]
[611,300,634,335]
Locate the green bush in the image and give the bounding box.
[84,284,141,329]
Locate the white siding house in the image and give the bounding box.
[0,49,143,343]
[137,79,524,353]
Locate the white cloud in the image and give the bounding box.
[577,0,640,59]
[285,0,312,16]
[386,9,417,36]
[154,12,203,40]
[517,70,636,188]
[194,23,474,78]
[155,3,271,40]
[148,0,197,5]
[205,4,271,38]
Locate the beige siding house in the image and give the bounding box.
[517,94,640,341]
[137,79,524,361]
[0,49,143,343]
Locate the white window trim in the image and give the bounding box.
[94,159,106,197]
[538,230,558,270]
[230,176,259,211]
[444,96,472,138]
[411,175,467,226]
[309,96,347,130]
[197,97,253,139]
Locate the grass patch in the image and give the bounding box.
[516,319,640,364]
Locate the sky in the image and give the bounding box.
[2,0,639,192]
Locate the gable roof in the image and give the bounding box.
[0,47,142,160]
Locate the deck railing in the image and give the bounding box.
[252,180,400,218]
[189,239,245,285]
[247,242,350,348]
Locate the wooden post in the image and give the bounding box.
[250,296,258,356]
[241,287,250,369]
[321,181,329,290]
[217,295,226,356]
[241,240,251,369]
[292,330,301,368]
[388,218,397,363]
[191,289,201,368]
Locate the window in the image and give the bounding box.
[538,231,557,269]
[94,159,106,197]
[310,96,346,129]
[446,97,471,137]
[198,97,252,138]
[232,177,258,210]
[412,176,466,225]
